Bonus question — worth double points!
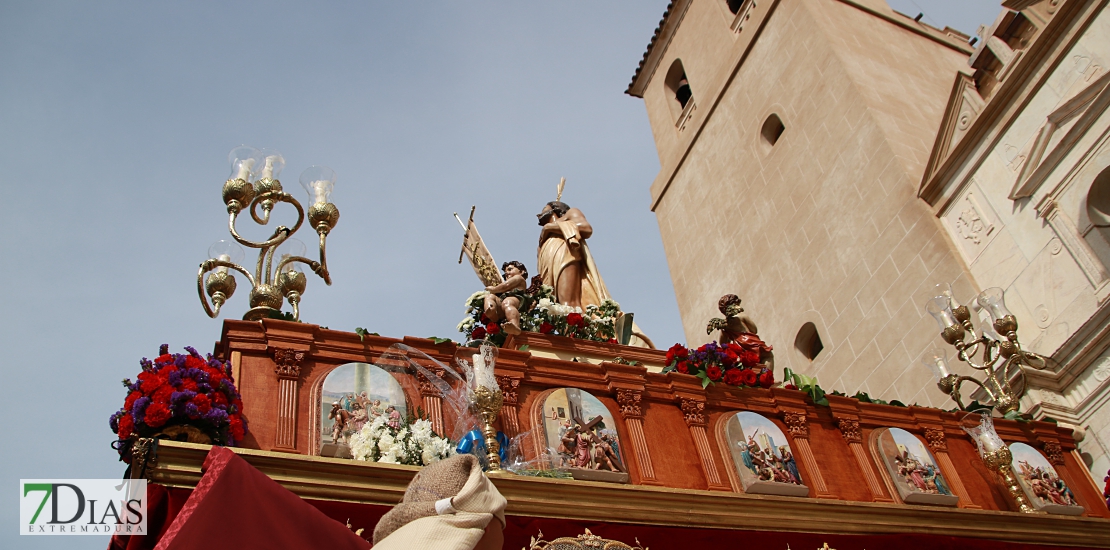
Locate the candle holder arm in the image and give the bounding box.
[197,260,256,318]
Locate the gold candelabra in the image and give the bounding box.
[961,412,1039,513]
[921,283,1046,416]
[198,147,340,321]
[460,342,505,472]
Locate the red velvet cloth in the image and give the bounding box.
[110,448,1102,550]
[111,447,369,550]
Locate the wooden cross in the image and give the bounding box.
[573,414,603,432]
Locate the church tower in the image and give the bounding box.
[627,0,977,405]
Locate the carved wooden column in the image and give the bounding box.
[923,427,980,509]
[497,375,521,438]
[271,348,305,453]
[836,418,892,502]
[616,388,657,482]
[679,397,726,489]
[782,411,836,498]
[418,368,446,436]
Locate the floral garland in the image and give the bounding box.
[457,285,622,346]
[109,345,246,460]
[349,415,455,466]
[662,342,774,389]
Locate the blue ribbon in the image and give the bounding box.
[456,429,509,463]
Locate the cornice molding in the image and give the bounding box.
[919,0,1102,209]
[145,440,1110,547]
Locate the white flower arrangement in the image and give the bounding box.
[349,415,455,466]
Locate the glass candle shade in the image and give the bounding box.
[961,411,1006,457]
[925,296,959,332]
[208,240,245,275]
[976,287,1012,324]
[257,148,285,181]
[922,348,951,381]
[299,165,337,205]
[228,146,261,181]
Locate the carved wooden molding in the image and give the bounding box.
[271,347,305,379]
[616,388,643,418]
[497,375,521,405]
[417,368,445,397]
[837,418,861,443]
[783,411,808,439]
[1042,440,1065,465]
[679,398,706,427]
[924,427,948,453]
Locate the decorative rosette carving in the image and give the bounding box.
[496,375,520,405]
[837,418,862,443]
[615,388,643,418]
[679,398,706,427]
[923,427,947,453]
[271,347,305,379]
[782,411,809,439]
[418,368,447,397]
[1042,440,1064,465]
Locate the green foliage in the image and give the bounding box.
[267,310,299,322]
[783,367,828,406]
[850,391,907,408]
[427,336,454,345]
[513,469,573,479]
[354,327,379,342]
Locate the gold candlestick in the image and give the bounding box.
[472,385,504,472]
[981,447,1038,514]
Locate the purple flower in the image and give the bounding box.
[109,410,121,432]
[132,397,151,423]
[159,344,169,355]
[184,346,201,358]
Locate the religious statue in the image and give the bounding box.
[536,200,606,310]
[707,294,774,370]
[328,402,350,443]
[536,178,654,348]
[482,261,529,335]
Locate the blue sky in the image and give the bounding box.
[0,2,1004,547]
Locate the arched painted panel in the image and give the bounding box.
[318,362,407,457]
[541,388,628,483]
[722,411,808,496]
[872,427,958,506]
[1010,442,1084,515]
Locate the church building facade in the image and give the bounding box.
[628,0,1110,477]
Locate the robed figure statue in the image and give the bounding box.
[536,192,654,349]
[536,200,608,310]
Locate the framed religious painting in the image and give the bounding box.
[317,362,407,458]
[539,388,628,483]
[720,411,809,496]
[1009,442,1084,515]
[871,427,958,506]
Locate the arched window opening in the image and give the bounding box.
[727,0,745,14]
[1086,167,1110,227]
[794,322,822,361]
[665,59,694,112]
[761,113,785,148]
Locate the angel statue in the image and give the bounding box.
[482,261,530,335]
[707,294,774,370]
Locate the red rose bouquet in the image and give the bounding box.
[662,341,774,389]
[109,345,246,462]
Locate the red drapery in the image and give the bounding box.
[110,448,1102,550]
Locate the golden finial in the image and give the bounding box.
[556,177,566,202]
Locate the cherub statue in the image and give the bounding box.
[483,261,529,335]
[706,294,774,370]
